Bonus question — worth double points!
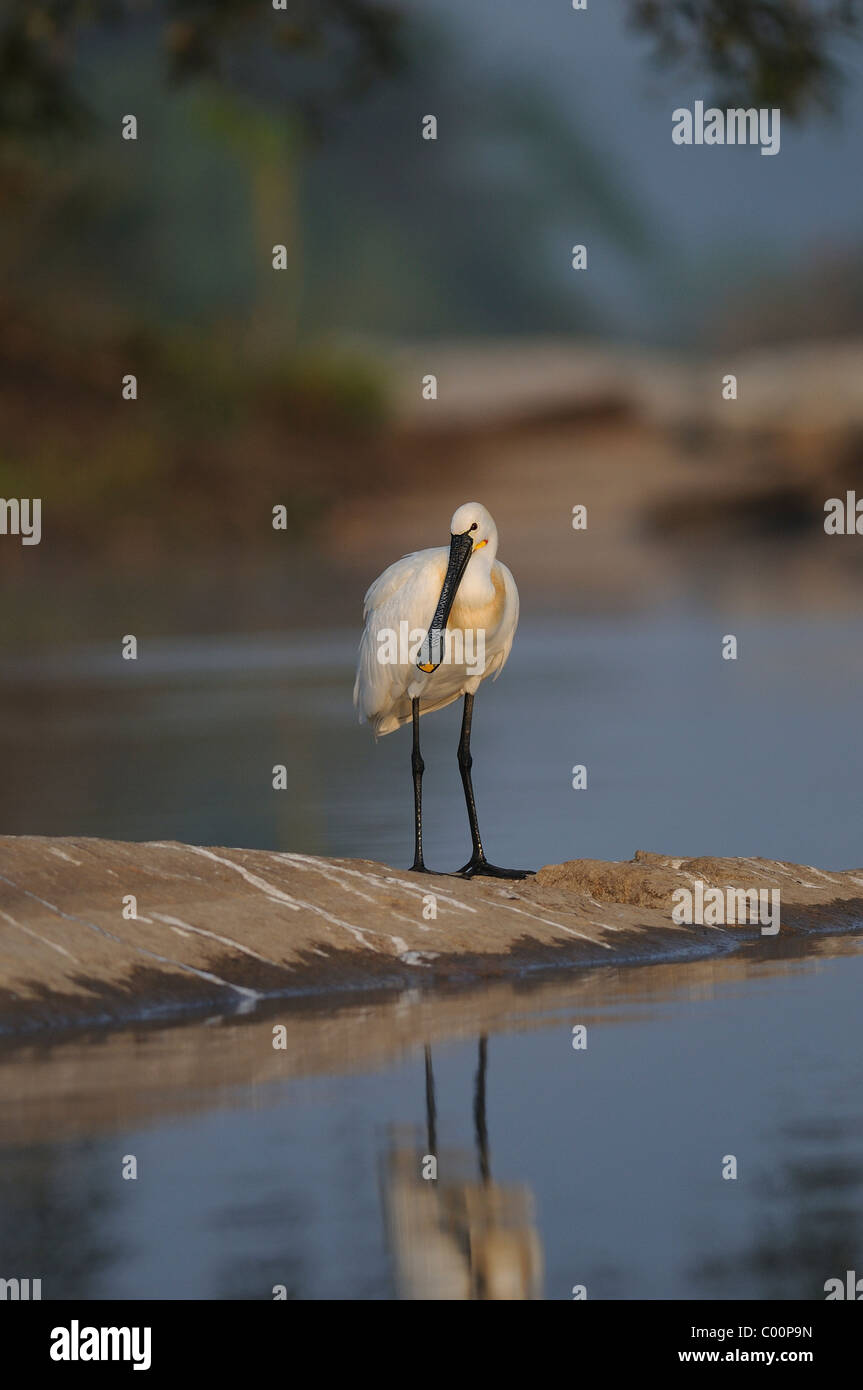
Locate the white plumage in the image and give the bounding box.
[354,503,519,736]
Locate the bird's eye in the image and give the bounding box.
[469,522,478,531]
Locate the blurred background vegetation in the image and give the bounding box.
[2,0,863,641]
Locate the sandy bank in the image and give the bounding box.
[1,836,861,1035]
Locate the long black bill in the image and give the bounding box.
[416,531,474,673]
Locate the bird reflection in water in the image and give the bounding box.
[384,1037,544,1299]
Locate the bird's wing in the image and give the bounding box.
[354,547,447,729]
[361,548,446,620]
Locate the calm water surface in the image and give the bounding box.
[1,612,861,870]
[1,941,862,1300]
[1,612,861,1299]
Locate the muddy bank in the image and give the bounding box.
[1,836,862,1035]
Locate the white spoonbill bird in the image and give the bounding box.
[353,502,533,878]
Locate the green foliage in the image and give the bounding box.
[0,0,405,141]
[628,0,859,116]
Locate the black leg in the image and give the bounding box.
[457,693,484,861]
[455,693,534,879]
[409,696,431,872]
